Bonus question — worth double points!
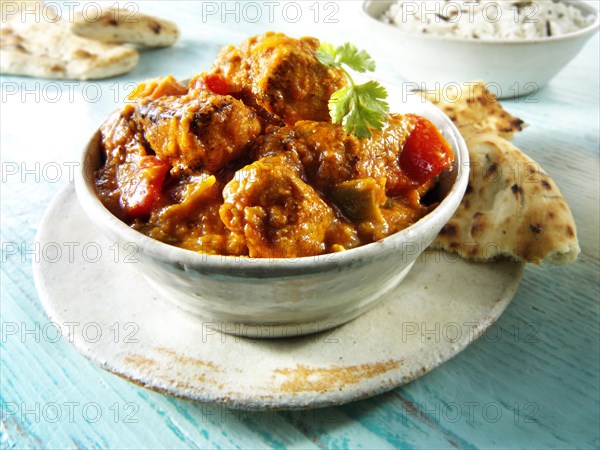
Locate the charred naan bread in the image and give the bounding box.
[1,4,138,80]
[70,7,179,47]
[424,82,579,264]
[431,131,580,264]
[421,81,525,140]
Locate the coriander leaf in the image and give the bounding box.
[343,83,390,139]
[316,43,338,68]
[335,43,376,73]
[354,81,389,117]
[344,100,383,138]
[343,107,372,139]
[328,85,353,124]
[316,41,388,138]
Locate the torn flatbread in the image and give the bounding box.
[421,81,526,140]
[431,130,580,264]
[70,7,179,47]
[0,16,138,79]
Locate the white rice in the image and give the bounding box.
[381,1,595,39]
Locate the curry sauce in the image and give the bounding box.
[95,32,454,258]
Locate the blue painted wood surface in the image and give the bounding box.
[1,1,598,448]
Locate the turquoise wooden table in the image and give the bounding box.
[1,1,599,448]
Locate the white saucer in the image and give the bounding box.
[33,184,524,410]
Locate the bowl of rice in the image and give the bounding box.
[362,0,599,98]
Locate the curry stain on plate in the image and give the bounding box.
[155,347,220,370]
[124,349,225,390]
[273,359,403,393]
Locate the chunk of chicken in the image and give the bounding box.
[95,77,190,219]
[210,32,345,125]
[133,91,262,173]
[252,121,358,192]
[253,114,416,195]
[96,106,170,219]
[220,156,334,258]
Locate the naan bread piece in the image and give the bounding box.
[0,19,138,79]
[70,7,179,47]
[431,131,580,264]
[421,81,525,140]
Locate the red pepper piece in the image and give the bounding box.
[120,156,170,218]
[400,114,454,184]
[195,74,232,96]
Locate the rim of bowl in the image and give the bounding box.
[362,0,600,44]
[75,90,470,277]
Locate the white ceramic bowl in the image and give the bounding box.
[75,81,469,338]
[362,0,599,98]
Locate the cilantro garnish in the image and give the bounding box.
[316,42,389,139]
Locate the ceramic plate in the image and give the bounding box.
[33,184,524,410]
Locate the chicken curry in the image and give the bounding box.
[95,32,454,258]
